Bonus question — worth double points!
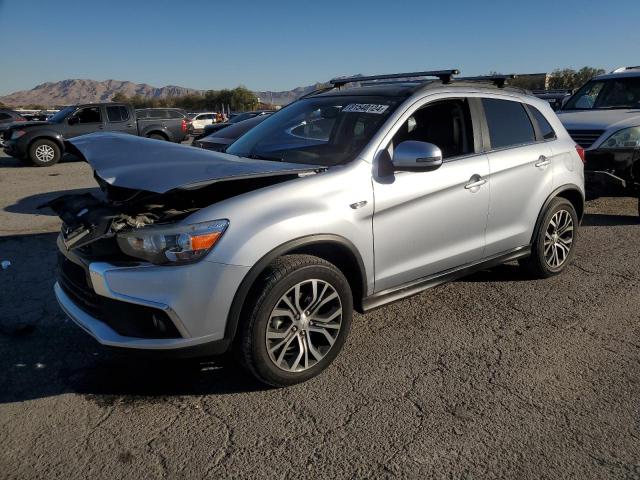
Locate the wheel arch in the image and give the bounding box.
[27,134,64,154]
[530,184,584,245]
[224,234,368,347]
[145,130,170,141]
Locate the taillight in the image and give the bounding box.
[17,116,26,122]
[181,119,187,133]
[575,145,586,163]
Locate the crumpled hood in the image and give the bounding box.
[67,132,323,194]
[557,109,640,131]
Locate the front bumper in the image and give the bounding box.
[584,148,639,197]
[55,236,250,352]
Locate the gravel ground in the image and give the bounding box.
[1,151,639,479]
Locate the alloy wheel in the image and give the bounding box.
[544,209,574,268]
[265,279,342,372]
[35,144,55,163]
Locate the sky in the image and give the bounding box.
[1,0,639,96]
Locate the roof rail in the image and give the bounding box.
[455,74,516,88]
[611,66,640,73]
[330,69,460,87]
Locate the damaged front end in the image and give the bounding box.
[47,132,325,263]
[49,133,325,345]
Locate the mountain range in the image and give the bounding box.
[0,78,325,107]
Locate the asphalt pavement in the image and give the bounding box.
[1,150,639,479]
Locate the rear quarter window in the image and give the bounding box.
[482,98,536,149]
[148,109,168,119]
[529,106,556,140]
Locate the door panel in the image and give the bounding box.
[373,154,490,292]
[65,106,104,138]
[484,143,553,255]
[104,106,137,135]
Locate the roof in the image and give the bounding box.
[594,69,640,80]
[309,80,528,100]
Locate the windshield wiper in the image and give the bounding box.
[246,152,283,162]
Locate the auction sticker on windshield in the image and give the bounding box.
[342,104,389,114]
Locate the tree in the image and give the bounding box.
[111,92,129,103]
[548,67,606,90]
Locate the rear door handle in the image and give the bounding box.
[465,176,487,190]
[535,156,550,168]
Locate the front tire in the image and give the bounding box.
[238,254,353,387]
[28,139,61,166]
[519,197,578,278]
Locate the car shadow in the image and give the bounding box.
[458,262,532,283]
[4,187,102,217]
[581,213,639,226]
[0,153,81,169]
[0,231,268,404]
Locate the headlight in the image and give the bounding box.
[11,130,26,140]
[117,219,228,265]
[600,126,640,149]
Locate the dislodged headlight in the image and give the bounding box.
[601,126,640,149]
[117,219,228,265]
[11,130,26,140]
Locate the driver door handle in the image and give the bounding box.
[464,177,487,189]
[535,156,550,168]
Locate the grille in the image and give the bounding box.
[567,129,605,149]
[57,254,181,339]
[58,255,101,317]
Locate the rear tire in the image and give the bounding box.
[237,254,353,387]
[519,197,578,278]
[28,139,61,167]
[147,133,167,141]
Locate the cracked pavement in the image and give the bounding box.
[1,152,639,479]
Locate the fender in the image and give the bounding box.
[223,234,368,347]
[530,184,585,245]
[24,130,65,152]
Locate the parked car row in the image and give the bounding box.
[2,103,190,165]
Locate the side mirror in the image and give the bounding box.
[68,115,80,125]
[392,141,443,172]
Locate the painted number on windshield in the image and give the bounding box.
[342,104,389,114]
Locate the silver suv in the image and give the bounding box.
[556,66,640,216]
[52,70,585,386]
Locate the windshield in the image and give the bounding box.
[48,106,75,123]
[226,96,401,166]
[563,77,640,110]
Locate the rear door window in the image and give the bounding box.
[0,112,11,121]
[106,106,129,122]
[482,98,535,149]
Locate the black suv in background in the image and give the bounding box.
[0,109,27,138]
[3,103,189,166]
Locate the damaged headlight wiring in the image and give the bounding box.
[117,219,229,265]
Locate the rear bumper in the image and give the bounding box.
[55,237,250,352]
